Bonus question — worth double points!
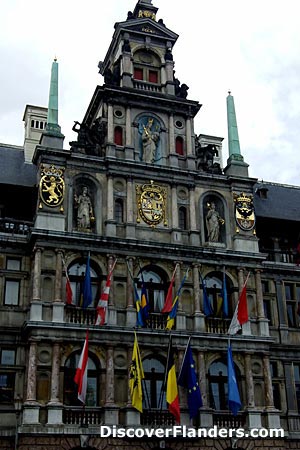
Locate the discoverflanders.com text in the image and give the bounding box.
[100,425,284,439]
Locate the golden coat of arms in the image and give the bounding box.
[39,164,65,211]
[233,192,255,231]
[136,181,167,227]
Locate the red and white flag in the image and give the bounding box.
[95,260,117,326]
[74,330,89,404]
[162,264,178,313]
[228,274,249,335]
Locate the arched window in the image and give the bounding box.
[67,260,100,307]
[133,50,161,84]
[114,126,123,146]
[114,199,124,223]
[208,358,241,411]
[31,119,34,127]
[143,356,166,409]
[137,267,167,313]
[175,136,184,156]
[64,352,99,406]
[178,206,187,230]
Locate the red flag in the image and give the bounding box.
[228,274,249,335]
[74,330,89,404]
[237,285,248,325]
[95,260,117,326]
[162,264,178,313]
[66,276,73,305]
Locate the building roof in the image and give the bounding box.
[0,143,37,187]
[254,181,300,222]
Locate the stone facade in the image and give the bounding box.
[1,1,300,450]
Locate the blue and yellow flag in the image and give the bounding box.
[166,269,189,330]
[140,272,149,322]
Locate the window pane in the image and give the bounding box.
[1,350,15,365]
[4,280,20,305]
[285,283,293,300]
[134,68,143,80]
[6,259,21,270]
[149,70,158,83]
[0,373,15,403]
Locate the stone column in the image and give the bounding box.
[245,353,255,408]
[23,341,40,425]
[107,104,114,143]
[263,354,281,428]
[168,114,178,167]
[105,346,118,424]
[47,342,63,424]
[32,248,42,301]
[255,269,269,336]
[126,257,136,327]
[186,117,195,170]
[198,351,213,427]
[126,107,132,146]
[172,185,178,229]
[192,264,205,331]
[189,187,199,245]
[53,250,64,323]
[186,118,193,156]
[175,263,186,330]
[245,353,262,428]
[106,175,116,236]
[30,248,43,321]
[126,177,135,238]
[26,341,38,403]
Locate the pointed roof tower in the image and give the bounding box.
[40,58,64,149]
[224,92,249,177]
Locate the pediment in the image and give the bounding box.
[116,18,178,42]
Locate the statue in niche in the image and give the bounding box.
[205,202,224,242]
[74,186,95,231]
[142,118,160,163]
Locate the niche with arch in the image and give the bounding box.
[72,177,100,233]
[202,194,226,245]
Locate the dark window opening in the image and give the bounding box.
[149,70,158,83]
[114,199,124,223]
[134,68,143,80]
[178,206,187,230]
[175,136,184,155]
[114,126,123,146]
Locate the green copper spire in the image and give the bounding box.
[227,91,243,161]
[46,58,63,136]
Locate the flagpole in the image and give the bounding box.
[177,335,191,381]
[158,332,172,411]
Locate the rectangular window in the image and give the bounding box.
[134,68,143,80]
[287,301,296,327]
[6,258,21,271]
[285,283,293,300]
[4,280,20,305]
[1,350,15,365]
[0,373,15,403]
[149,70,158,83]
[263,299,273,325]
[294,364,300,412]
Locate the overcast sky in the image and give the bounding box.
[1,0,300,186]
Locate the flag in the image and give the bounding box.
[222,270,228,317]
[228,277,249,335]
[95,260,116,326]
[63,259,73,305]
[178,342,202,419]
[162,265,178,313]
[166,339,180,423]
[66,277,73,305]
[74,330,89,404]
[166,269,188,330]
[134,284,145,327]
[227,344,241,416]
[200,273,213,316]
[129,333,144,413]
[140,273,149,322]
[82,254,92,309]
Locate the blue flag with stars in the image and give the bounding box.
[227,344,242,416]
[178,342,203,419]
